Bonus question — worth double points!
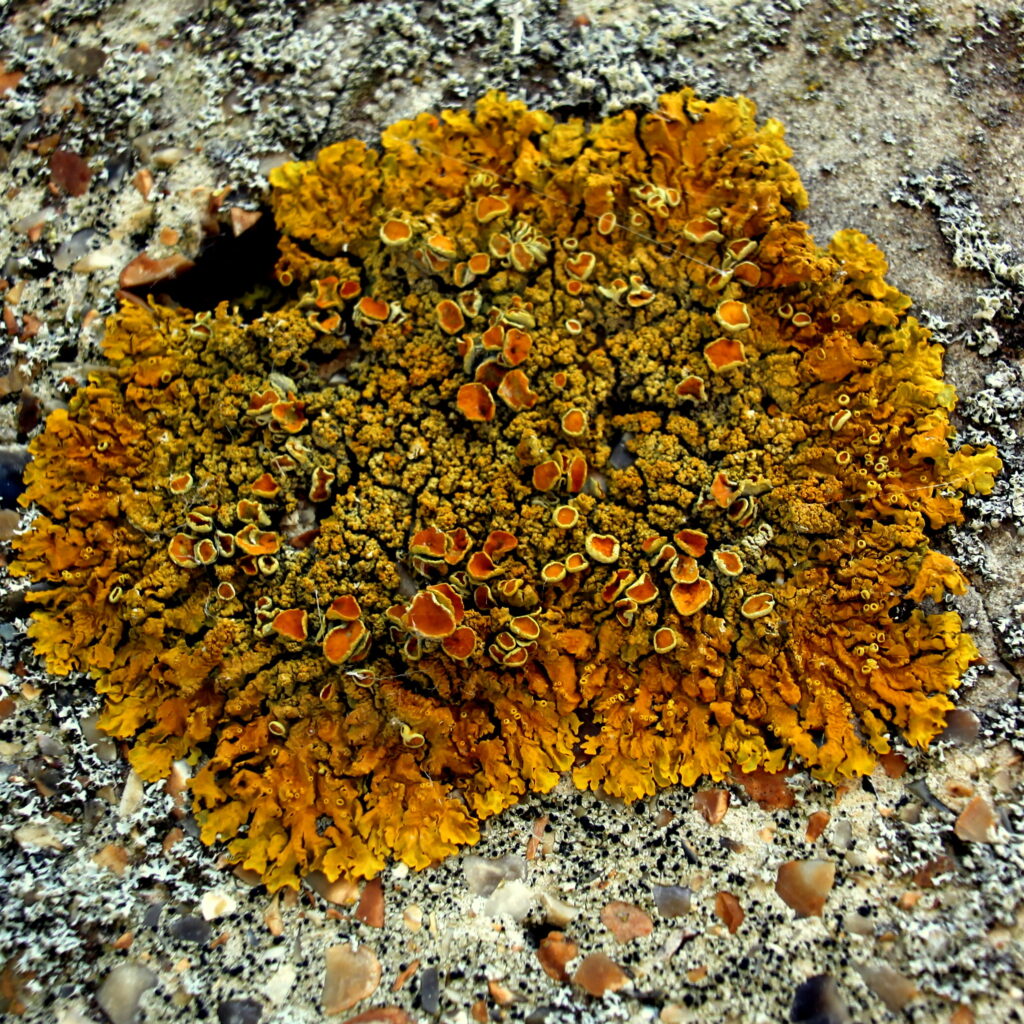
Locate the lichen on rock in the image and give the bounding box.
[11,90,1000,890]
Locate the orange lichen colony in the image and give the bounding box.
[12,91,1001,890]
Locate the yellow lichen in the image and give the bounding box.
[11,90,1000,889]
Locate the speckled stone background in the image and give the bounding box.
[1,2,1022,1022]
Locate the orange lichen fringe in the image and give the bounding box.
[11,91,1001,891]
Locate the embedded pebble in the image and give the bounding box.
[855,963,918,1011]
[168,915,213,945]
[483,879,534,921]
[714,891,744,934]
[537,931,579,981]
[418,965,440,1015]
[790,974,850,1024]
[805,811,831,842]
[954,795,999,843]
[572,953,631,997]
[355,877,384,927]
[776,860,836,917]
[217,997,263,1024]
[652,884,691,918]
[322,944,381,1014]
[463,853,527,896]
[96,963,156,1024]
[200,890,238,920]
[600,900,653,942]
[538,890,578,927]
[693,789,730,824]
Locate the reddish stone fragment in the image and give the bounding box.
[119,253,194,289]
[537,931,579,982]
[954,795,999,843]
[51,149,92,196]
[355,877,384,928]
[714,891,744,934]
[775,859,835,917]
[735,767,796,809]
[694,789,730,825]
[805,811,830,842]
[601,901,653,943]
[573,953,630,997]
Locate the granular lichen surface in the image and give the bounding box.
[11,91,1000,891]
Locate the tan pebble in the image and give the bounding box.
[693,789,729,824]
[660,1004,685,1024]
[118,770,145,818]
[322,945,381,1015]
[537,930,579,981]
[950,1003,975,1024]
[573,953,631,997]
[151,146,188,168]
[487,979,518,1005]
[119,252,193,289]
[538,890,578,927]
[132,168,153,198]
[758,827,775,842]
[855,962,918,1012]
[355,877,384,928]
[954,795,999,843]
[307,871,360,905]
[162,823,185,849]
[654,809,675,827]
[898,890,923,911]
[775,859,836,917]
[96,963,157,1024]
[402,904,423,932]
[947,780,974,798]
[600,900,653,942]
[92,843,130,876]
[200,890,237,920]
[230,207,262,236]
[714,891,744,934]
[264,895,284,937]
[471,998,489,1022]
[686,965,708,983]
[112,930,134,950]
[805,811,830,842]
[158,226,180,246]
[72,248,118,274]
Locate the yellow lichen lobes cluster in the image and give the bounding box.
[11,91,1001,890]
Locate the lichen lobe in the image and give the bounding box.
[12,90,1000,890]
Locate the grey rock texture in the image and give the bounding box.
[1,1,1021,1022]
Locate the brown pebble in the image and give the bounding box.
[654,808,675,827]
[322,945,381,1015]
[897,890,923,911]
[694,789,730,824]
[714,891,744,934]
[734,767,796,809]
[940,709,980,745]
[133,168,154,199]
[856,963,918,1012]
[573,953,630,997]
[119,253,194,289]
[486,979,517,1006]
[775,859,835,917]
[686,965,708,982]
[954,796,999,843]
[879,752,907,778]
[652,883,691,918]
[600,900,653,942]
[307,871,360,905]
[471,999,488,1023]
[950,1004,975,1024]
[390,959,419,992]
[805,810,830,842]
[537,931,579,982]
[50,149,92,196]
[356,877,385,928]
